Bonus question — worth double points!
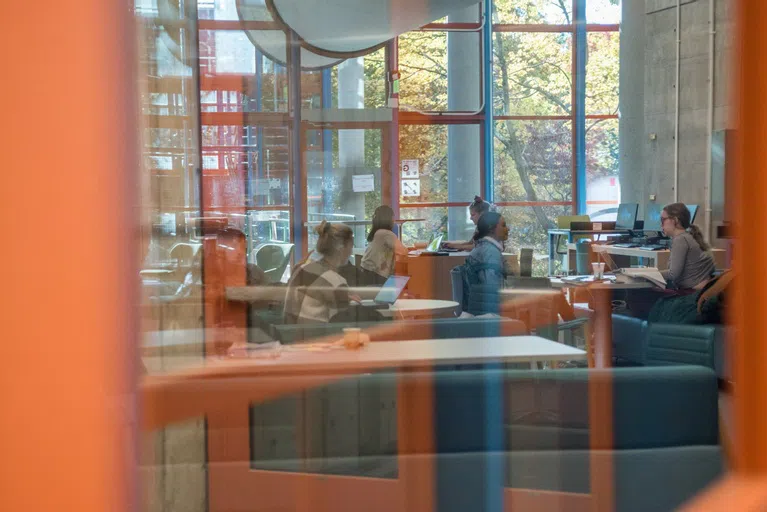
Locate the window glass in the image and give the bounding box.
[587,0,621,24]
[493,32,572,116]
[494,119,573,202]
[306,127,383,250]
[496,205,572,275]
[494,0,573,25]
[399,31,481,112]
[585,117,619,219]
[586,31,619,115]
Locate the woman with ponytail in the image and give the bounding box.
[660,203,715,290]
[284,220,356,323]
[443,195,495,251]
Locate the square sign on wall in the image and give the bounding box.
[401,159,419,179]
[401,179,421,197]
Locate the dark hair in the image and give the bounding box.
[315,220,354,256]
[469,195,493,216]
[367,205,395,242]
[473,211,503,242]
[663,203,710,251]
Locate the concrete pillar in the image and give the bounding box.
[447,6,481,241]
[337,57,367,246]
[618,0,646,213]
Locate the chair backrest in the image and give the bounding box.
[256,243,294,283]
[450,266,465,314]
[644,323,717,370]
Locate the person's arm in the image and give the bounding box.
[664,236,691,286]
[392,233,409,257]
[443,241,474,251]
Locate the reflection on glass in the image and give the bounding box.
[306,128,383,249]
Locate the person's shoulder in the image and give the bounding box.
[673,232,694,247]
[374,228,397,240]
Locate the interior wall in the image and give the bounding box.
[620,0,734,231]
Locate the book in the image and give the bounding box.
[619,267,667,288]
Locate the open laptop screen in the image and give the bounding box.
[374,275,410,304]
[425,234,443,253]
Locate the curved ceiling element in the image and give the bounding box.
[266,0,482,58]
[236,0,343,70]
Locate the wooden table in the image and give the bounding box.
[143,335,585,512]
[553,276,654,368]
[405,253,519,301]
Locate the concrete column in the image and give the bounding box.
[618,0,646,212]
[447,6,481,241]
[337,57,367,246]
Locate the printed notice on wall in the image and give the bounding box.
[401,179,421,197]
[401,159,419,178]
[352,174,375,193]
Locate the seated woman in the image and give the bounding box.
[465,211,511,288]
[443,196,494,252]
[284,221,355,324]
[660,202,715,291]
[360,205,408,279]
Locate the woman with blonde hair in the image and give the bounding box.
[284,221,355,324]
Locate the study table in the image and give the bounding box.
[563,243,727,274]
[548,228,629,275]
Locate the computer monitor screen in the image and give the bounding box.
[688,204,699,224]
[425,234,443,252]
[616,203,639,230]
[644,203,663,232]
[374,275,411,304]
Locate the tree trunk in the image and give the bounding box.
[493,31,554,230]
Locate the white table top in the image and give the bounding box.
[205,336,586,376]
[550,276,654,290]
[381,299,459,317]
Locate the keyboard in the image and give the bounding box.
[638,245,665,251]
[613,243,640,248]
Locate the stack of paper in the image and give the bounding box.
[620,267,667,288]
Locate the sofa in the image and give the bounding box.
[611,314,730,382]
[249,365,722,512]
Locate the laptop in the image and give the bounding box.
[359,275,411,307]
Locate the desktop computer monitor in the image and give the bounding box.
[616,203,639,230]
[644,203,663,232]
[688,204,699,224]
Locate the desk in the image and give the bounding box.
[405,253,519,301]
[548,229,629,275]
[565,244,728,272]
[143,335,585,512]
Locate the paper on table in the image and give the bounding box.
[620,267,667,288]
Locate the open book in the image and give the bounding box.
[619,267,667,288]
